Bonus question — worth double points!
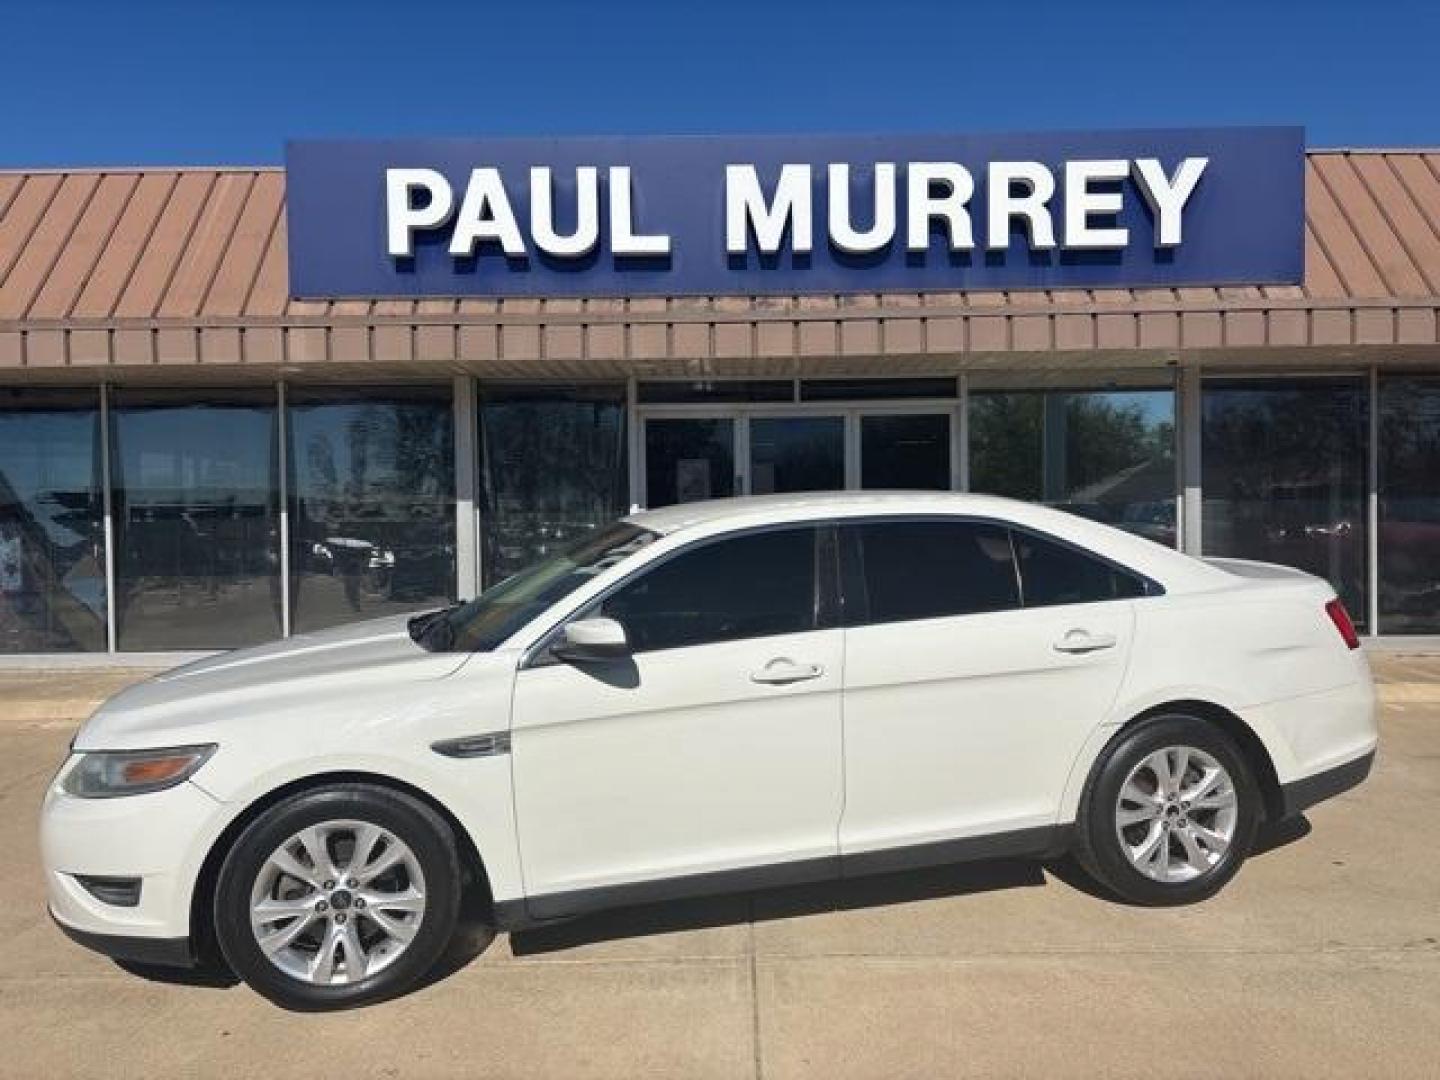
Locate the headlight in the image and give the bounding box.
[61,745,217,799]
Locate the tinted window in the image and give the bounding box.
[1014,531,1145,607]
[601,528,818,653]
[851,521,1019,625]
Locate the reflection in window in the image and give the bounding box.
[110,388,279,650]
[0,389,106,652]
[1202,378,1368,627]
[601,527,818,653]
[480,384,628,585]
[1379,376,1440,634]
[970,388,1177,547]
[288,386,455,633]
[851,521,1017,624]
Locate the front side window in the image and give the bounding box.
[600,527,820,653]
[1014,530,1145,607]
[848,521,1019,625]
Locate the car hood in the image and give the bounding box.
[75,613,475,749]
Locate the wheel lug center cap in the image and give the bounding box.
[330,890,353,911]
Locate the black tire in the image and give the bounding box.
[1073,714,1261,906]
[214,783,462,1010]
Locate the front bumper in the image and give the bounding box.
[41,772,225,948]
[51,914,195,968]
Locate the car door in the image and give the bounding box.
[509,524,844,918]
[837,518,1139,864]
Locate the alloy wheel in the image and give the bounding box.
[1114,745,1238,883]
[248,818,428,985]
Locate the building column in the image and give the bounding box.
[1179,364,1203,555]
[454,376,481,598]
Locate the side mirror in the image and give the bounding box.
[552,617,630,664]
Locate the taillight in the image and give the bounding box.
[1325,598,1360,650]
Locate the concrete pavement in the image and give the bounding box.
[2,662,1437,1078]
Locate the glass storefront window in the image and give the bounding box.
[1379,375,1440,634]
[110,388,280,650]
[288,386,455,634]
[1201,377,1368,627]
[0,389,106,652]
[970,388,1177,546]
[480,383,628,584]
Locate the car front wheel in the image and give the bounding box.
[1074,714,1261,906]
[214,783,462,1010]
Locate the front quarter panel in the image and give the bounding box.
[186,650,526,907]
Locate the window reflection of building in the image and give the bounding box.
[110,388,280,651]
[479,384,628,584]
[0,389,106,652]
[288,386,456,634]
[1379,376,1440,634]
[1201,378,1368,627]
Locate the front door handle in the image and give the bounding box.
[1053,629,1117,654]
[751,658,825,684]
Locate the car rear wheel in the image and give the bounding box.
[1073,714,1261,905]
[214,783,462,1010]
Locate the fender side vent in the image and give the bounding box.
[431,732,511,759]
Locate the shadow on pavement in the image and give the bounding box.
[514,816,1317,954]
[1045,813,1314,903]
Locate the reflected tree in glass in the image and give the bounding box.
[288,386,456,633]
[970,388,1176,546]
[481,384,628,584]
[1201,378,1368,626]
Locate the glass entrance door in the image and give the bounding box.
[644,417,737,508]
[643,408,958,506]
[749,415,845,495]
[860,413,952,490]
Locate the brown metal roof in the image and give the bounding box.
[2,151,1440,378]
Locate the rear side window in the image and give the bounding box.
[1014,530,1146,606]
[600,527,819,653]
[849,521,1020,625]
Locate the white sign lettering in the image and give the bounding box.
[384,157,1210,261]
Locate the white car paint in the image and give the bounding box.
[41,491,1377,950]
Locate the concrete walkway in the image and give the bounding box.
[3,664,1437,1078]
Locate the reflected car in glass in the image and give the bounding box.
[41,492,1377,1009]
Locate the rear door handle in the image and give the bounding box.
[751,658,825,684]
[1053,629,1117,654]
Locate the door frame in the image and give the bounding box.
[636,399,963,507]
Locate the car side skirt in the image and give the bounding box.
[494,823,1071,932]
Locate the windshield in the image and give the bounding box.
[413,521,657,652]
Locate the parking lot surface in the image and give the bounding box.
[2,659,1437,1079]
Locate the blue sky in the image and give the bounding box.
[3,0,1436,166]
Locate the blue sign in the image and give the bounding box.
[285,127,1304,299]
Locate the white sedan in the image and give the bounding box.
[41,492,1378,1009]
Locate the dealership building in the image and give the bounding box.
[2,128,1440,656]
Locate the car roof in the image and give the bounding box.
[626,490,1030,535]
